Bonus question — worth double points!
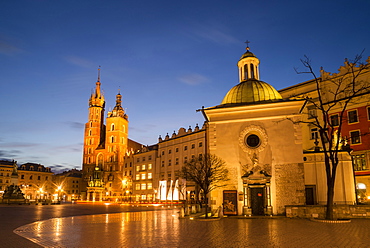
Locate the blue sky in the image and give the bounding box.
[1,0,369,173]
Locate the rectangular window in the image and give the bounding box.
[353,154,367,171]
[184,146,188,151]
[199,142,203,147]
[141,174,146,180]
[184,156,188,163]
[161,161,164,167]
[191,144,195,149]
[175,148,179,152]
[169,149,172,154]
[142,164,146,170]
[308,107,317,119]
[175,158,179,165]
[136,184,140,190]
[147,183,153,190]
[135,174,140,180]
[142,157,146,162]
[348,110,358,123]
[168,159,171,166]
[350,130,361,144]
[137,158,140,162]
[136,165,140,171]
[168,173,171,180]
[148,173,152,179]
[330,114,339,126]
[141,194,147,200]
[310,128,318,140]
[141,183,146,190]
[148,164,152,170]
[148,155,152,160]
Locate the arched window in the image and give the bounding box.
[111,136,115,143]
[90,122,93,127]
[89,130,92,136]
[250,64,255,78]
[122,125,126,133]
[244,64,248,80]
[111,123,115,131]
[97,154,103,168]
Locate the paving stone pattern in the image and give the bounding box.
[12,209,370,247]
[2,204,370,247]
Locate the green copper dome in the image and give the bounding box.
[221,79,283,105]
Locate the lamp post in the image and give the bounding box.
[122,179,127,203]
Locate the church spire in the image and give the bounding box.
[89,66,105,108]
[107,89,127,119]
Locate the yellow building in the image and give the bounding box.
[18,163,53,201]
[0,160,18,196]
[53,169,84,202]
[156,125,206,202]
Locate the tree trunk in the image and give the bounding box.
[326,178,335,220]
[204,195,208,218]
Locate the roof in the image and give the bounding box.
[221,79,283,105]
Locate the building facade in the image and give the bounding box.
[18,163,53,200]
[279,60,370,203]
[0,160,18,195]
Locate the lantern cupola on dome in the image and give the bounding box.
[221,43,282,105]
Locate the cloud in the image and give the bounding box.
[64,55,94,68]
[185,23,239,45]
[0,142,38,148]
[0,149,22,158]
[65,121,85,130]
[178,73,209,85]
[0,40,22,56]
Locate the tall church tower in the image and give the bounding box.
[82,68,106,187]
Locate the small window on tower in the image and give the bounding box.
[111,124,115,131]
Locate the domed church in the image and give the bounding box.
[201,45,355,216]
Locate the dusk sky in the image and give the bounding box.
[1,0,369,173]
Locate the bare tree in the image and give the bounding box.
[295,53,370,220]
[181,154,229,218]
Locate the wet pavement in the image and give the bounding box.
[3,203,370,247]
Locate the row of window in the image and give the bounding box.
[160,142,203,156]
[136,164,152,171]
[0,173,10,177]
[161,154,202,167]
[309,107,370,125]
[135,183,153,190]
[310,128,362,145]
[135,173,153,180]
[20,175,49,180]
[136,156,152,163]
